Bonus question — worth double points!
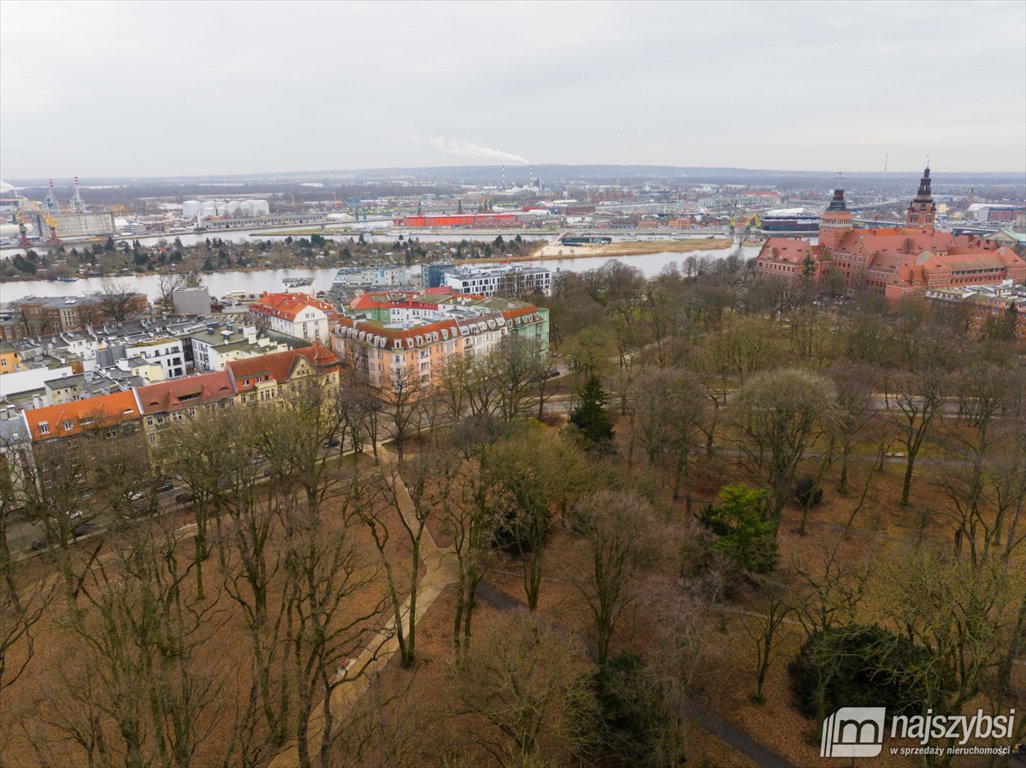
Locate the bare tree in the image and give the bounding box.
[630,368,706,509]
[279,490,388,768]
[156,271,188,315]
[99,281,141,321]
[889,368,947,506]
[32,511,225,768]
[487,428,586,610]
[20,439,102,617]
[827,360,878,495]
[882,546,1021,765]
[791,544,873,735]
[644,581,710,768]
[384,368,423,461]
[568,490,652,665]
[731,368,838,522]
[743,573,795,703]
[445,415,506,657]
[364,450,444,669]
[490,335,545,423]
[456,613,593,768]
[0,584,52,759]
[162,408,237,601]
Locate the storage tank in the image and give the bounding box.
[183,200,201,219]
[201,201,218,218]
[225,200,242,216]
[241,199,269,217]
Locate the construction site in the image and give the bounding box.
[2,177,115,246]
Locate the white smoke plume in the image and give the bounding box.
[428,137,528,165]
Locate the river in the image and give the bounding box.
[0,226,552,256]
[0,245,757,304]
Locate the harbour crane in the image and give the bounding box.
[15,209,32,247]
[42,212,61,244]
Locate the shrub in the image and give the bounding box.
[792,475,824,507]
[788,624,939,721]
[583,653,682,768]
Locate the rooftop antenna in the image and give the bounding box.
[501,164,506,190]
[70,176,86,213]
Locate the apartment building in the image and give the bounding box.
[248,292,337,343]
[189,324,290,372]
[444,264,553,297]
[333,288,548,394]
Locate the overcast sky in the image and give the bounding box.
[1,1,1024,179]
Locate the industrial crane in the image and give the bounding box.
[15,209,32,247]
[13,205,60,245]
[43,212,61,244]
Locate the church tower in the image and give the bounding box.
[905,166,937,229]
[819,188,853,248]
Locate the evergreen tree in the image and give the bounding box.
[699,484,777,573]
[569,375,615,449]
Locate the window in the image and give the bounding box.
[64,419,74,430]
[39,422,49,434]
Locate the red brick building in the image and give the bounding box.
[757,168,1026,303]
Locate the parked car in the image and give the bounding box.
[175,491,193,505]
[155,479,175,493]
[30,538,49,552]
[327,436,341,448]
[73,521,98,537]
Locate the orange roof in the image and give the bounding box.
[758,237,818,264]
[227,344,339,390]
[249,292,338,322]
[761,227,1025,278]
[24,390,142,442]
[136,371,235,415]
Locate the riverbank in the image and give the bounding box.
[511,236,733,262]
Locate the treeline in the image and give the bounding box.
[1,232,537,281]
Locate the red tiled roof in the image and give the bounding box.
[24,390,141,441]
[249,292,337,322]
[227,344,339,390]
[758,238,818,264]
[761,227,1025,279]
[349,288,485,312]
[136,371,235,415]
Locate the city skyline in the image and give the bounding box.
[1,1,1024,178]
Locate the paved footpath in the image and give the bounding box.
[268,455,457,768]
[269,448,796,768]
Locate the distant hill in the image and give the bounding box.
[8,165,1025,193]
